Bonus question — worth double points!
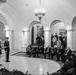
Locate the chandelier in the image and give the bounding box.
[35,8,45,22]
[35,0,45,22]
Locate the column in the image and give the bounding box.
[10,30,14,50]
[44,29,50,48]
[34,25,37,43]
[22,29,30,51]
[66,27,74,49]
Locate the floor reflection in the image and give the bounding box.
[0,56,60,74]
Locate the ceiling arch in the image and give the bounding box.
[29,21,41,29]
[72,16,76,28]
[50,20,62,28]
[6,3,22,26]
[0,9,14,29]
[0,13,8,25]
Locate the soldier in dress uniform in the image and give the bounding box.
[4,37,10,62]
[0,39,2,56]
[0,39,2,66]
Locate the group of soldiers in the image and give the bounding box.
[0,37,10,64]
[26,44,76,62]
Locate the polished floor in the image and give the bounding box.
[0,55,60,75]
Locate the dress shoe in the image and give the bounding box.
[6,61,10,62]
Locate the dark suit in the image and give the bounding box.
[4,41,10,62]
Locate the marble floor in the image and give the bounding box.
[0,55,60,75]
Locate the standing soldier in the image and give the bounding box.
[0,39,2,66]
[0,39,2,57]
[4,37,10,62]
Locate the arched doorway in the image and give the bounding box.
[50,20,66,49]
[31,24,44,46]
[30,21,44,46]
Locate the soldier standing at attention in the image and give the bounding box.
[0,39,2,57]
[0,39,2,66]
[4,37,10,62]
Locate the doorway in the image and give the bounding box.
[31,24,44,46]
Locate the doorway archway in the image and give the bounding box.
[30,21,44,46]
[50,20,66,48]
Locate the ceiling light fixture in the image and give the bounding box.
[35,0,45,23]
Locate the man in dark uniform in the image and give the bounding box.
[0,39,2,66]
[4,37,10,62]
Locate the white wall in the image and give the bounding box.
[73,25,76,51]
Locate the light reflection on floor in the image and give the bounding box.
[0,56,60,74]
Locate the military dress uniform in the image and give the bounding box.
[0,43,2,66]
[4,40,10,62]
